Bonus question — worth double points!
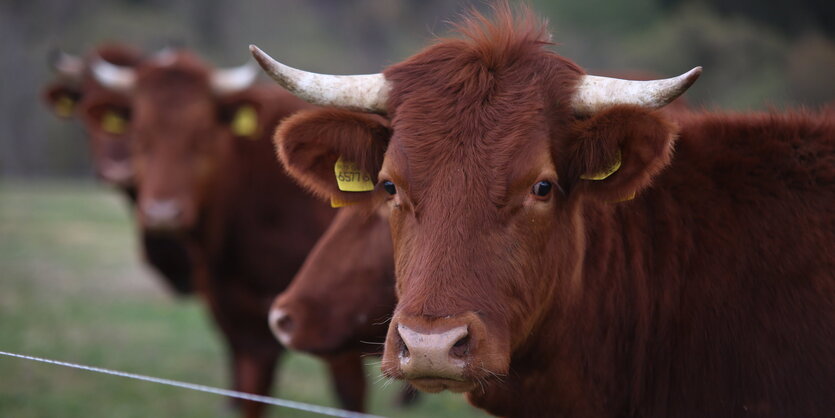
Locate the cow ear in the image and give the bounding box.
[564,105,677,203]
[43,83,82,118]
[275,108,390,206]
[218,99,264,140]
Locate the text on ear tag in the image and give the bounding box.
[334,156,374,192]
[231,105,258,138]
[330,196,359,208]
[101,110,126,135]
[581,149,622,180]
[55,95,76,118]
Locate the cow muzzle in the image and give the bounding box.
[98,161,134,186]
[140,198,185,232]
[382,312,506,393]
[268,307,294,347]
[268,297,331,352]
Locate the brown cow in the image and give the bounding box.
[43,45,193,296]
[254,3,835,417]
[86,50,365,417]
[270,202,393,355]
[269,201,422,407]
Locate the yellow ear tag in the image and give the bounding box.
[612,191,636,203]
[581,149,622,180]
[330,196,359,208]
[334,157,375,192]
[231,105,258,138]
[55,95,76,118]
[101,110,126,135]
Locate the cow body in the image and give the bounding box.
[464,111,835,417]
[43,45,193,295]
[259,4,835,417]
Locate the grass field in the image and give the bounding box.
[0,180,488,418]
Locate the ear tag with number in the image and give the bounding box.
[101,110,126,135]
[231,105,258,138]
[55,95,76,118]
[581,149,622,180]
[334,156,374,192]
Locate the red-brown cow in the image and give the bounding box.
[269,201,422,408]
[253,4,835,417]
[43,45,193,296]
[86,50,358,417]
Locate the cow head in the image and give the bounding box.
[43,45,142,188]
[255,4,699,396]
[89,50,262,232]
[269,200,395,354]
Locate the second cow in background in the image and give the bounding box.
[84,49,363,418]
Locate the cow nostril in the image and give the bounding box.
[450,334,470,358]
[276,313,294,334]
[401,343,410,359]
[268,309,294,344]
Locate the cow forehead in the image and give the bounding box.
[138,69,211,102]
[384,98,554,209]
[379,40,573,205]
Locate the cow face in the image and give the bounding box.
[42,46,142,189]
[260,5,693,397]
[90,51,261,232]
[269,202,395,354]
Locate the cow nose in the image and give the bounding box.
[268,308,294,346]
[395,323,470,381]
[99,161,133,185]
[142,199,182,229]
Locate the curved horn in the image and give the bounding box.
[49,50,84,80]
[211,63,258,95]
[572,67,702,115]
[91,58,137,92]
[249,45,389,113]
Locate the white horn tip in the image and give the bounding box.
[680,66,703,89]
[249,45,277,75]
[249,45,267,63]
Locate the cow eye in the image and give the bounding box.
[383,181,397,195]
[532,180,552,197]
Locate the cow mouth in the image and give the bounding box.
[406,377,477,393]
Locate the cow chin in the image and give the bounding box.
[407,377,477,394]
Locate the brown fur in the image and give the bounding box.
[274,3,835,417]
[42,44,193,296]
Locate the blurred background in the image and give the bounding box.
[2,0,833,178]
[0,0,833,417]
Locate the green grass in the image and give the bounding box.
[0,180,488,418]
